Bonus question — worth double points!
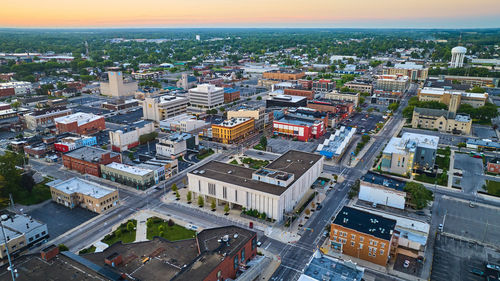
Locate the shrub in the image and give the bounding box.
[187,191,192,202]
[198,196,204,207]
[127,222,135,232]
[58,244,69,251]
[168,219,175,227]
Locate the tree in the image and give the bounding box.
[224,203,230,214]
[466,86,486,93]
[158,225,164,232]
[340,86,351,93]
[404,182,433,210]
[159,231,164,237]
[211,198,216,210]
[168,219,175,227]
[171,183,178,192]
[58,244,69,251]
[256,96,262,100]
[175,190,180,200]
[128,152,135,161]
[115,229,121,236]
[259,136,267,149]
[388,102,399,112]
[20,173,36,194]
[305,209,311,216]
[127,221,135,232]
[198,196,204,207]
[187,191,192,202]
[457,142,466,151]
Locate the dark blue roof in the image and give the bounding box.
[224,88,239,94]
[333,206,396,241]
[62,251,123,281]
[361,172,406,191]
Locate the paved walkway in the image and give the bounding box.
[134,211,150,242]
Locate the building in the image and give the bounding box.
[211,117,254,144]
[266,95,307,108]
[298,251,364,281]
[370,90,401,106]
[131,71,162,80]
[423,77,471,91]
[417,87,488,112]
[466,138,500,150]
[102,98,139,111]
[143,94,188,122]
[48,177,119,213]
[188,150,323,222]
[176,73,197,90]
[383,62,428,81]
[359,172,407,210]
[312,79,336,93]
[62,146,121,177]
[325,90,360,107]
[188,84,224,109]
[109,120,155,152]
[156,132,199,158]
[376,75,409,92]
[330,206,396,266]
[450,46,467,68]
[101,162,155,190]
[0,214,48,259]
[100,70,138,97]
[316,126,356,161]
[0,81,33,97]
[159,113,208,132]
[227,107,270,130]
[23,107,72,130]
[55,112,105,135]
[487,158,500,174]
[273,114,325,142]
[411,107,472,135]
[380,132,439,175]
[307,99,354,117]
[80,226,257,281]
[54,136,97,153]
[283,88,315,100]
[223,88,240,103]
[143,158,179,180]
[344,80,373,94]
[262,69,305,80]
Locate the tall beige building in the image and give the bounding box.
[188,84,224,109]
[226,107,269,130]
[100,71,138,97]
[383,62,428,81]
[143,95,188,122]
[325,91,360,107]
[418,87,488,113]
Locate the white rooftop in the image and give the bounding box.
[189,83,223,93]
[384,132,439,155]
[216,117,252,128]
[393,62,424,70]
[49,178,116,199]
[105,162,153,176]
[54,112,102,126]
[420,87,487,99]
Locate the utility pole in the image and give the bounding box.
[1,215,16,281]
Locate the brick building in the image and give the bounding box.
[62,146,121,177]
[330,206,396,266]
[262,70,305,80]
[224,88,241,103]
[283,88,315,100]
[487,158,500,174]
[55,112,105,135]
[273,114,326,142]
[312,79,336,93]
[307,100,354,116]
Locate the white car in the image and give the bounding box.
[256,241,262,247]
[438,224,444,232]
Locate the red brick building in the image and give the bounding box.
[62,146,121,177]
[283,88,315,100]
[0,87,15,97]
[487,159,500,174]
[224,89,240,103]
[297,79,313,89]
[55,112,105,135]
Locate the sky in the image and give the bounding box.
[1,0,500,28]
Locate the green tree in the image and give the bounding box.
[224,203,230,214]
[466,86,486,93]
[198,196,204,207]
[256,96,262,100]
[388,102,399,112]
[211,198,216,210]
[457,142,466,151]
[175,190,180,200]
[404,182,433,209]
[158,225,164,232]
[187,191,192,202]
[58,244,69,251]
[259,136,267,149]
[127,221,135,232]
[171,183,177,192]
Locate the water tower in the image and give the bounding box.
[450,46,467,68]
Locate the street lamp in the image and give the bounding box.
[0,214,16,281]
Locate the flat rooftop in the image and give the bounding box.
[54,112,103,126]
[383,132,439,155]
[275,115,318,127]
[318,126,356,157]
[2,214,45,235]
[393,62,425,70]
[48,177,116,199]
[333,206,396,241]
[420,87,487,99]
[268,94,307,103]
[361,171,406,191]
[105,162,153,176]
[214,117,252,128]
[65,146,120,162]
[301,252,364,281]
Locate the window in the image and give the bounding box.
[359,237,364,242]
[333,229,338,235]
[380,249,384,255]
[208,183,216,195]
[368,252,372,256]
[351,234,355,240]
[223,186,227,199]
[380,243,385,248]
[233,255,239,270]
[373,241,378,246]
[369,240,373,245]
[351,241,355,246]
[343,232,347,237]
[217,271,222,279]
[359,244,363,249]
[198,180,201,192]
[235,190,238,202]
[241,248,245,262]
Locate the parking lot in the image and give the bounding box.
[341,112,385,133]
[28,201,97,239]
[472,125,498,140]
[267,136,319,154]
[431,234,487,281]
[106,108,143,124]
[440,197,500,246]
[453,153,486,194]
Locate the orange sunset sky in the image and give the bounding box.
[1,0,500,28]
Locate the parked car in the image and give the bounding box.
[470,268,484,276]
[438,224,444,232]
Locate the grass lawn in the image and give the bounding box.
[146,217,196,241]
[197,149,214,160]
[414,173,447,186]
[230,159,239,165]
[102,220,137,245]
[16,178,52,206]
[253,143,265,151]
[484,180,500,197]
[79,245,96,255]
[435,155,450,169]
[241,157,269,169]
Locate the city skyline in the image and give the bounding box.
[1,0,500,28]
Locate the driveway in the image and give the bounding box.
[453,154,486,194]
